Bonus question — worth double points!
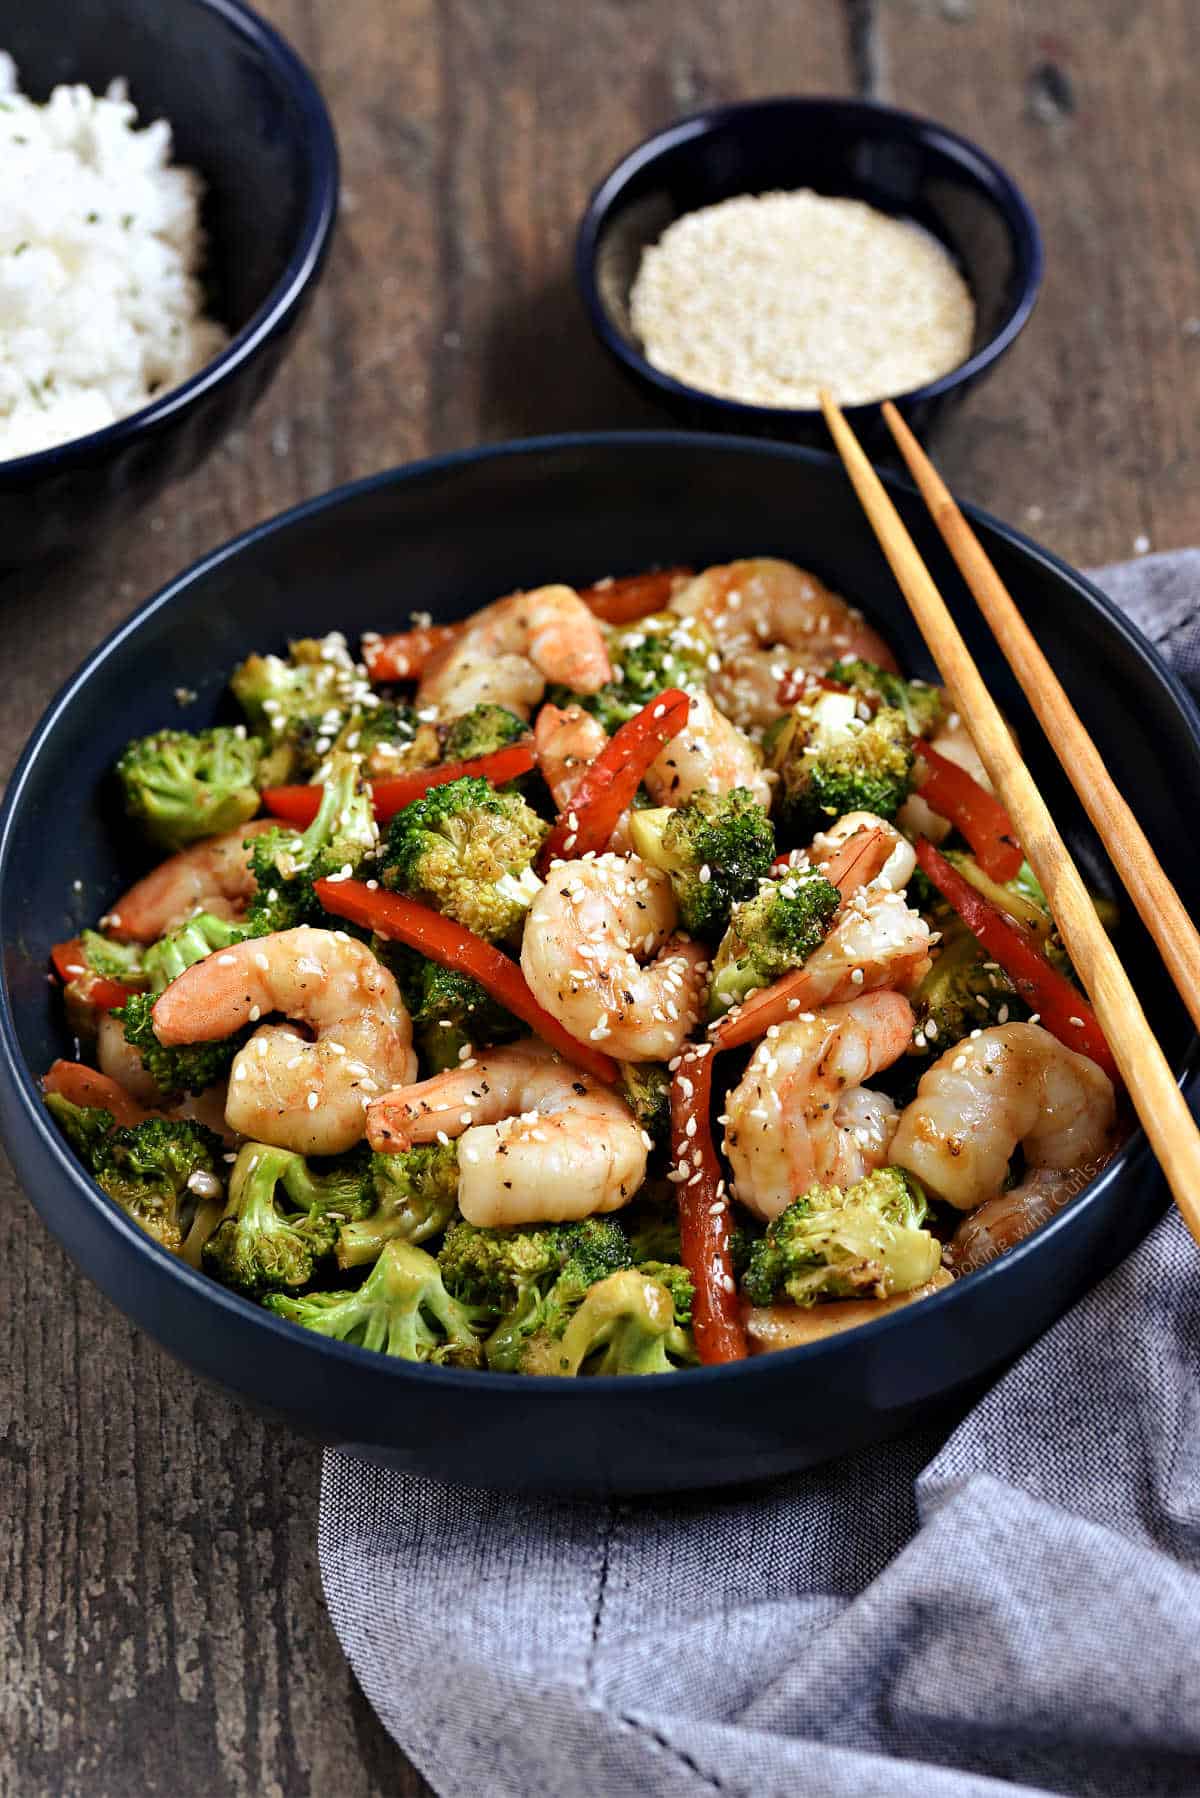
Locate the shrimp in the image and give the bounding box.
[890,1022,1117,1212]
[366,1040,646,1227]
[534,702,609,810]
[416,585,612,717]
[105,819,275,944]
[520,852,708,1061]
[151,926,416,1155]
[670,558,898,731]
[723,992,914,1222]
[776,874,932,1011]
[947,1163,1113,1274]
[97,1010,163,1106]
[534,703,634,854]
[808,811,917,895]
[643,689,772,809]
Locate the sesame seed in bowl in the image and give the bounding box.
[577,96,1042,450]
[628,189,976,412]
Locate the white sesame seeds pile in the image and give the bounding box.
[629,189,975,410]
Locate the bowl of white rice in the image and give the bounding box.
[0,0,337,567]
[577,97,1042,450]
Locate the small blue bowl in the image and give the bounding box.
[0,0,338,568]
[577,97,1043,451]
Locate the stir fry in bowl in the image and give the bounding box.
[44,559,1123,1375]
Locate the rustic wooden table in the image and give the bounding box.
[2,2,1196,1791]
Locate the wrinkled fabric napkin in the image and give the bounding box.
[320,550,1200,1798]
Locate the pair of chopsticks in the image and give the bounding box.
[819,392,1200,1246]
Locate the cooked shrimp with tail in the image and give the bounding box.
[417,585,612,717]
[723,992,914,1222]
[643,689,772,809]
[105,820,275,943]
[366,1040,647,1227]
[521,852,708,1061]
[670,557,898,731]
[890,1022,1117,1213]
[152,925,416,1155]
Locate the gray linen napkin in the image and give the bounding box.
[319,550,1200,1798]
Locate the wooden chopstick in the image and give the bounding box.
[882,398,1200,1039]
[819,390,1200,1247]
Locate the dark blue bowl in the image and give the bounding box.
[1,433,1195,1496]
[577,97,1043,452]
[0,0,338,568]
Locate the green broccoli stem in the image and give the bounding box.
[265,1240,486,1364]
[337,1144,459,1268]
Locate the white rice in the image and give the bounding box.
[630,189,976,409]
[0,53,227,461]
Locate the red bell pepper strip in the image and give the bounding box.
[670,1044,747,1364]
[50,939,139,1012]
[312,879,620,1084]
[914,837,1119,1083]
[262,741,537,830]
[362,622,465,683]
[43,1059,157,1127]
[579,567,693,625]
[538,687,691,868]
[914,739,1022,883]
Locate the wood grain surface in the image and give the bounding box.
[1,3,1196,1792]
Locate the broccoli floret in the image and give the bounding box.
[381,775,547,943]
[729,1215,764,1280]
[283,1142,377,1220]
[550,611,712,735]
[767,689,915,839]
[633,1260,694,1327]
[438,1214,632,1371]
[384,946,521,1072]
[45,1092,117,1162]
[337,1143,461,1268]
[264,1239,487,1365]
[708,869,841,1015]
[47,1097,225,1255]
[909,920,1023,1058]
[142,912,250,992]
[618,1063,671,1171]
[742,1168,941,1309]
[441,705,528,762]
[116,990,247,1097]
[203,1142,340,1295]
[629,787,775,941]
[329,702,442,781]
[525,1268,698,1375]
[245,749,379,935]
[78,930,147,987]
[116,727,262,852]
[231,634,370,784]
[827,658,945,737]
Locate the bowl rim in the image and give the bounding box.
[0,0,339,478]
[2,429,1196,1399]
[575,93,1045,425]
